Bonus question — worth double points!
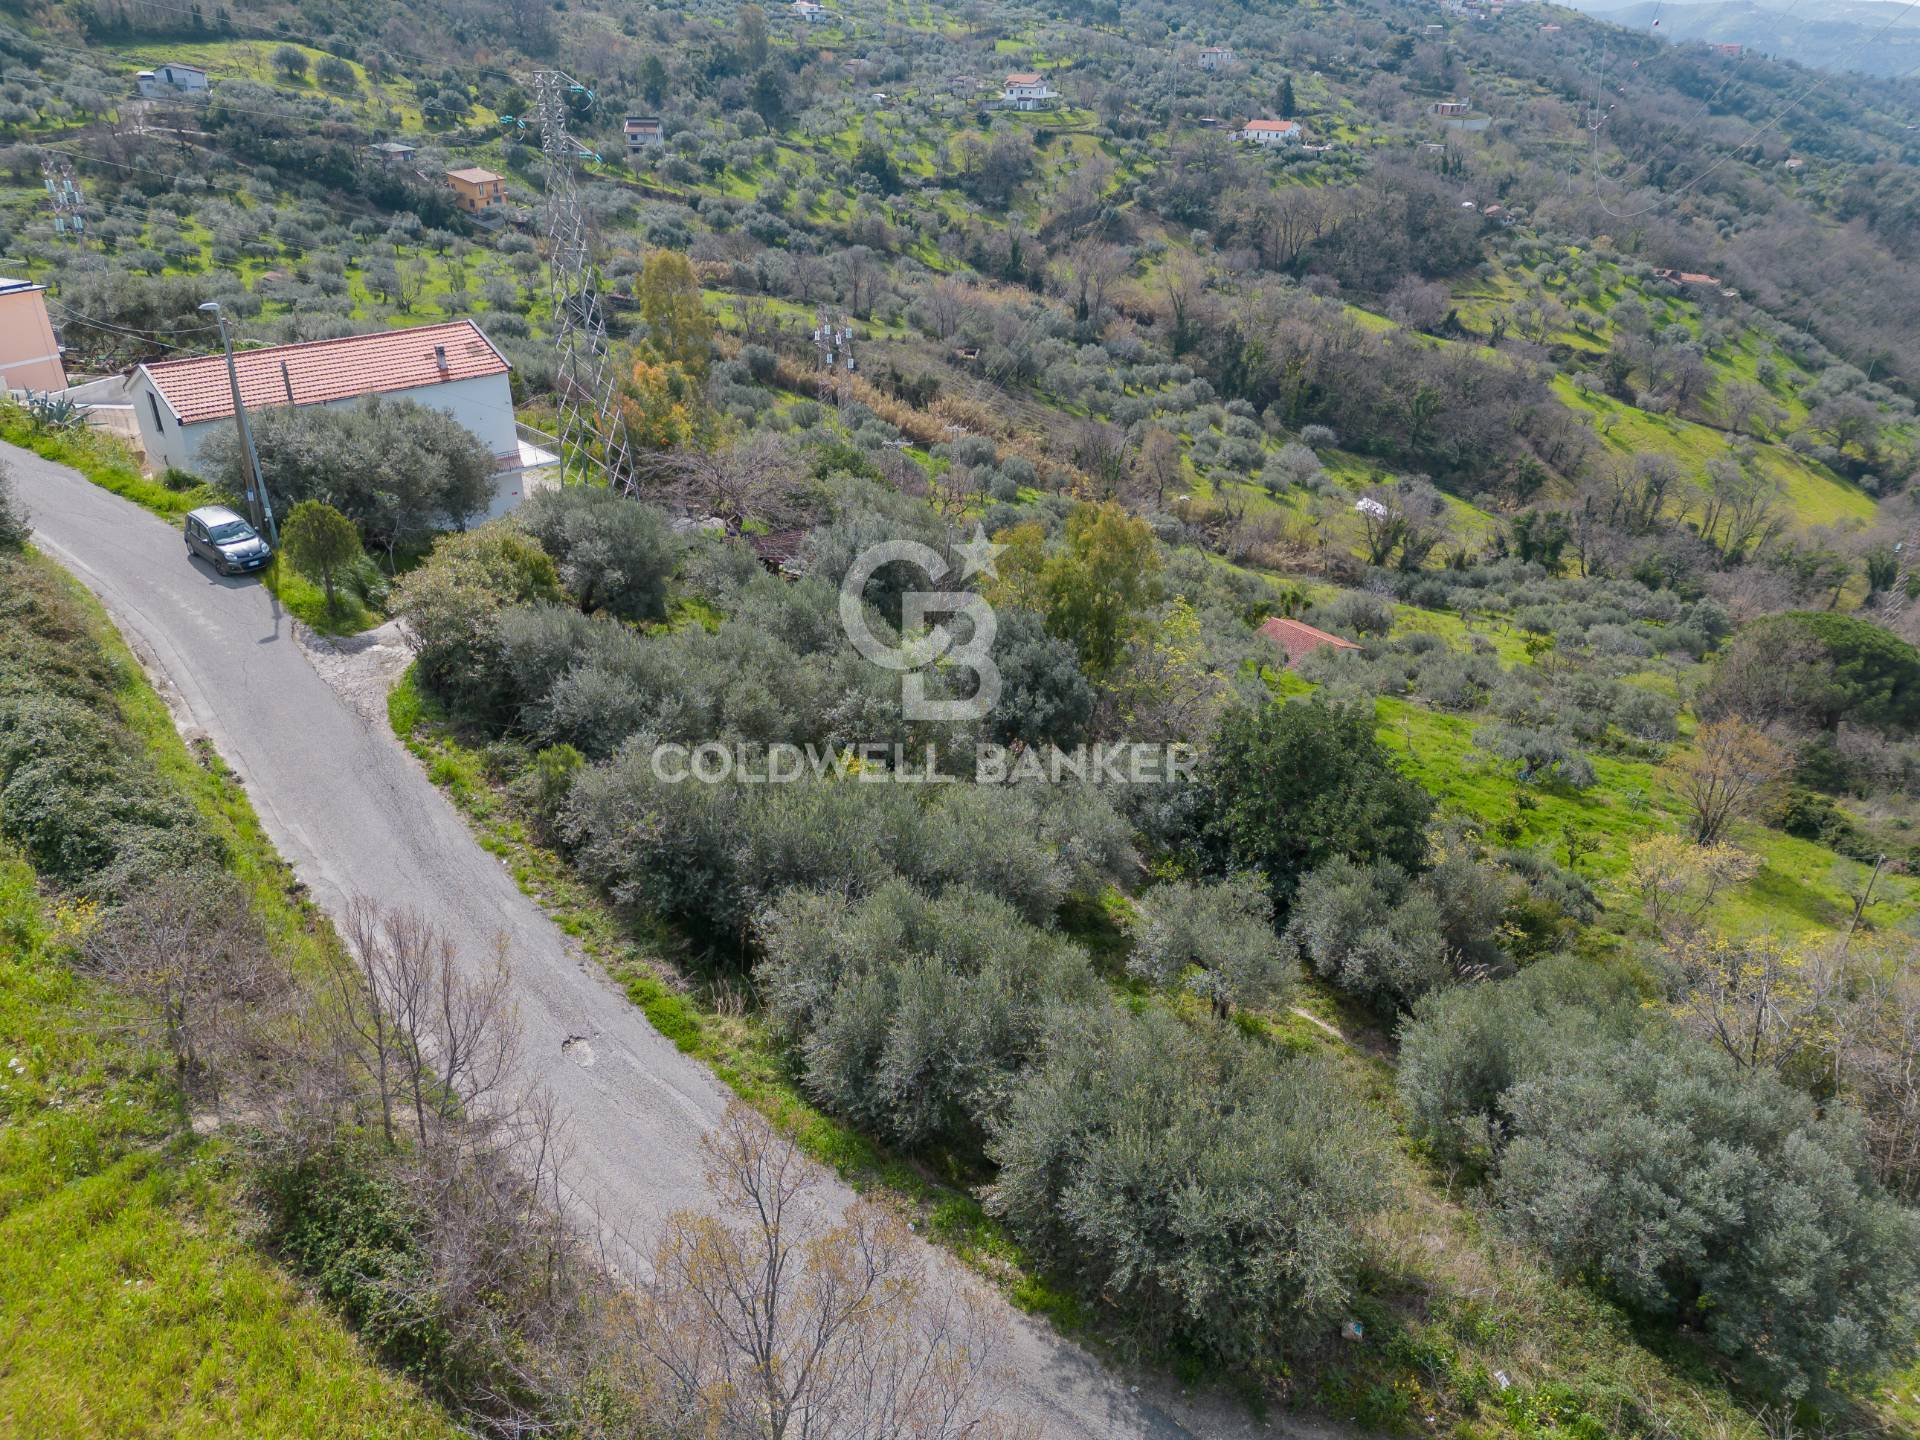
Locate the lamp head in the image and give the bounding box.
[197,301,221,314]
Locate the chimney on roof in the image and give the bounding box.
[433,343,449,376]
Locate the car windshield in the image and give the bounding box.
[207,520,256,544]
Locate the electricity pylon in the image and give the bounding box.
[532,71,634,490]
[40,152,85,239]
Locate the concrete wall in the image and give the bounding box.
[129,369,520,478]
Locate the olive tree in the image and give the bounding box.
[986,1007,1389,1365]
[1127,873,1290,1020]
[280,499,362,614]
[516,485,679,621]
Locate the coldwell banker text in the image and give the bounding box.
[649,742,1198,785]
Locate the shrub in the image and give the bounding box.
[0,462,26,548]
[1480,722,1596,789]
[393,525,561,720]
[1309,589,1394,638]
[986,1008,1389,1365]
[516,486,679,622]
[1397,955,1642,1172]
[1497,1041,1920,1398]
[1127,872,1290,1020]
[197,398,496,557]
[756,880,1102,1152]
[1286,856,1451,1012]
[1195,699,1432,906]
[0,691,221,897]
[986,606,1096,749]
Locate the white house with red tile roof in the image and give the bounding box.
[1258,615,1361,668]
[1235,117,1303,145]
[1001,71,1057,109]
[128,319,525,479]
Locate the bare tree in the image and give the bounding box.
[1695,457,1785,562]
[1835,947,1920,1199]
[653,432,807,532]
[1130,425,1183,507]
[632,1103,1029,1440]
[333,898,518,1149]
[1670,931,1840,1074]
[85,869,284,1085]
[1661,718,1789,846]
[1718,378,1777,438]
[923,279,973,341]
[1052,238,1129,337]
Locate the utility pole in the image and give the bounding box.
[198,300,277,548]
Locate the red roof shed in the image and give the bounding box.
[1259,615,1362,668]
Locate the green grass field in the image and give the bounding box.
[0,553,451,1439]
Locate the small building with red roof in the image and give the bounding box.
[1259,615,1362,668]
[1235,117,1303,145]
[128,319,527,480]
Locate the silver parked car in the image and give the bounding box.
[184,505,271,575]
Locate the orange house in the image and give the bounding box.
[0,277,67,393]
[445,166,506,215]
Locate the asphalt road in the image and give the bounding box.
[4,440,1257,1440]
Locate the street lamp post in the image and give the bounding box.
[197,301,277,548]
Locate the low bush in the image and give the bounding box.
[756,879,1103,1152]
[394,525,563,723]
[987,1008,1390,1366]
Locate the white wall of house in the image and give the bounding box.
[129,369,520,478]
[136,65,209,98]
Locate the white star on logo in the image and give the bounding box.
[954,524,1004,581]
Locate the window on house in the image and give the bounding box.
[148,394,167,431]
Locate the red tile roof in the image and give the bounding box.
[1243,119,1298,132]
[1259,615,1361,667]
[446,166,503,185]
[140,320,509,427]
[1006,72,1043,85]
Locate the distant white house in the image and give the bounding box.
[1236,118,1303,146]
[1196,45,1235,71]
[367,140,417,165]
[126,321,545,502]
[1431,98,1472,116]
[624,115,665,152]
[135,62,209,99]
[792,0,832,22]
[1001,71,1057,110]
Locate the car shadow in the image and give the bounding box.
[185,551,265,590]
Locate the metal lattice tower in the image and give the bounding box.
[40,152,85,239]
[533,71,634,491]
[812,306,855,413]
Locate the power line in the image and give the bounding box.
[46,301,220,350]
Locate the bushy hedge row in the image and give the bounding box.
[565,757,1135,943]
[1399,960,1920,1398]
[0,549,221,897]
